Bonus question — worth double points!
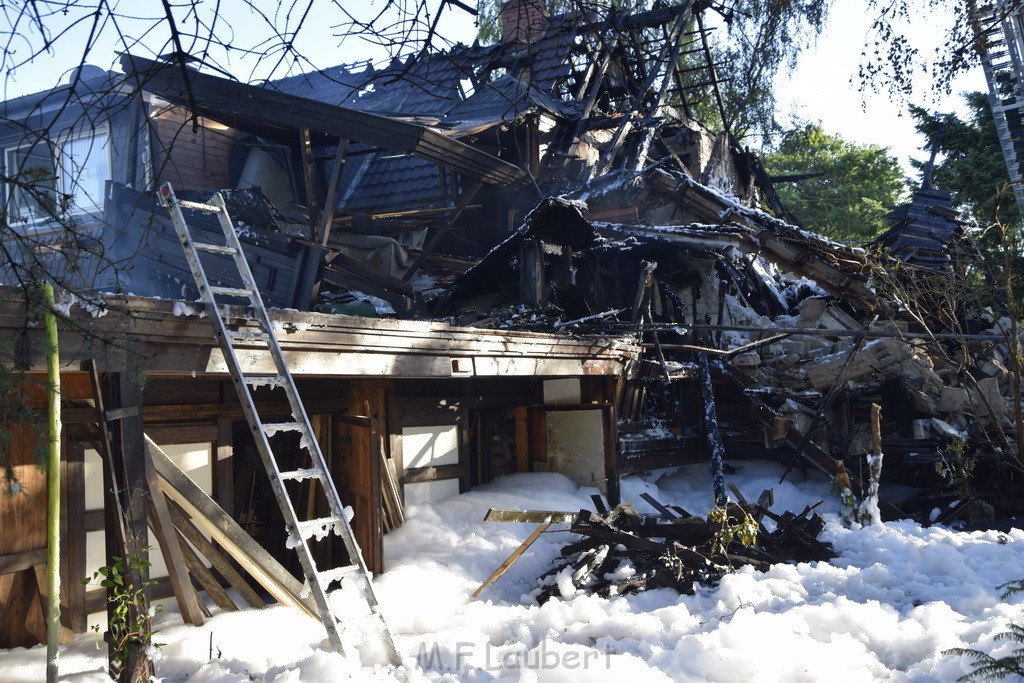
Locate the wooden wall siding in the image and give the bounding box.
[101,182,323,310]
[335,415,376,572]
[1,423,48,556]
[340,380,389,573]
[0,568,46,647]
[0,422,48,647]
[151,105,237,190]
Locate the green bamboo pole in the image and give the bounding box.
[42,282,61,683]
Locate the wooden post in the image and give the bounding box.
[602,404,620,507]
[369,416,384,575]
[143,449,205,626]
[102,350,152,683]
[318,138,349,247]
[215,417,233,514]
[519,238,545,308]
[857,403,885,526]
[299,128,320,241]
[696,352,727,506]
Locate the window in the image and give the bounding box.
[3,127,110,225]
[4,142,56,223]
[59,128,109,214]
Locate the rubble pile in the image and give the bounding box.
[537,494,834,602]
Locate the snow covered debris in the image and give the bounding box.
[3,464,1024,681]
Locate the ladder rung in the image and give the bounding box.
[243,375,287,387]
[209,285,253,298]
[295,516,344,538]
[316,565,358,586]
[178,199,222,214]
[195,242,238,255]
[263,421,305,435]
[280,467,326,481]
[228,329,271,342]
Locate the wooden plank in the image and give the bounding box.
[0,549,48,575]
[166,499,265,610]
[484,509,577,524]
[84,576,177,614]
[601,405,619,506]
[172,526,236,613]
[83,509,105,532]
[640,493,679,521]
[0,569,35,647]
[379,446,404,531]
[318,138,349,247]
[336,413,372,428]
[472,522,550,598]
[299,128,320,241]
[369,416,384,576]
[215,418,233,512]
[67,398,353,424]
[31,564,74,644]
[403,463,465,484]
[1,424,48,556]
[519,239,544,308]
[515,406,530,473]
[144,446,205,626]
[62,439,87,631]
[146,435,316,618]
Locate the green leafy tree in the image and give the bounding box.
[761,122,908,241]
[910,92,1019,228]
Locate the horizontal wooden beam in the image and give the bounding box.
[0,548,47,575]
[403,463,465,484]
[65,398,354,424]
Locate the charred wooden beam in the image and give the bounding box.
[122,54,528,188]
[519,238,545,308]
[696,352,727,506]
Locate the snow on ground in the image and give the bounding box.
[4,461,1024,681]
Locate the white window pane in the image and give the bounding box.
[5,143,55,221]
[402,425,459,469]
[62,130,109,213]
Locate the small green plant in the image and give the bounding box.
[935,437,975,499]
[945,623,1024,681]
[831,469,857,528]
[708,505,758,556]
[944,579,1024,681]
[82,551,161,675]
[1001,579,1024,600]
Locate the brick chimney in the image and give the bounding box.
[500,0,549,44]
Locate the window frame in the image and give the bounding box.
[3,139,58,226]
[57,124,111,217]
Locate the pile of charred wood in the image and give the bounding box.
[534,490,834,602]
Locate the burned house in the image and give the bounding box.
[0,0,1020,658]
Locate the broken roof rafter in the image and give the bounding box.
[120,54,529,189]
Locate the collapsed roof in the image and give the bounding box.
[2,0,1014,525]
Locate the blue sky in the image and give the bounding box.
[1,1,981,180]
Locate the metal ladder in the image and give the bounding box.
[157,182,401,665]
[976,1,1024,211]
